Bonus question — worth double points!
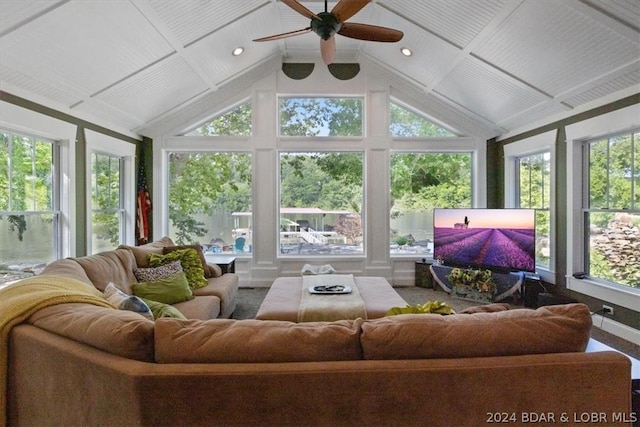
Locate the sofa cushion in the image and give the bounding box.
[134,260,183,282]
[103,282,154,321]
[132,272,194,305]
[73,248,138,293]
[149,249,207,289]
[360,303,592,360]
[163,245,220,278]
[155,318,364,363]
[118,236,174,268]
[458,303,511,314]
[172,296,221,320]
[27,302,155,362]
[40,258,93,286]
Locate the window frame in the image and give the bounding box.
[164,148,253,254]
[581,129,639,289]
[277,150,365,258]
[566,104,640,311]
[88,151,125,253]
[277,96,365,138]
[155,90,487,285]
[0,102,77,258]
[85,130,135,254]
[0,128,62,263]
[504,130,556,283]
[516,152,552,270]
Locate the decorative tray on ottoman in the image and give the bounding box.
[309,285,352,294]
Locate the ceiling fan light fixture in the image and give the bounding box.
[232,47,245,56]
[401,47,412,57]
[253,0,403,64]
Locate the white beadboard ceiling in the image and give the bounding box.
[0,0,638,139]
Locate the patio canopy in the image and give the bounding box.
[232,208,351,216]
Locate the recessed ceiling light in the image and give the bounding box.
[232,47,245,56]
[401,47,412,57]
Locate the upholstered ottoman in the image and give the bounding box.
[255,276,407,322]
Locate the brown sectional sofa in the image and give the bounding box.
[39,237,239,319]
[4,241,633,426]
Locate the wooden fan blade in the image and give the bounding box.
[281,0,321,20]
[338,22,403,42]
[253,27,311,42]
[320,37,336,65]
[331,0,370,23]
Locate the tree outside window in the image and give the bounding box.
[279,97,363,137]
[184,102,251,136]
[279,152,363,255]
[170,102,253,253]
[517,152,551,268]
[390,102,457,137]
[167,152,252,252]
[0,130,58,270]
[390,153,472,255]
[90,153,123,253]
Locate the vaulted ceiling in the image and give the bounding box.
[1,0,638,139]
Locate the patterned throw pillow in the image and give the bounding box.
[149,249,207,289]
[103,282,154,321]
[134,260,183,282]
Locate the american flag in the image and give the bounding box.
[136,160,152,244]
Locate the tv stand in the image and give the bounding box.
[429,264,524,303]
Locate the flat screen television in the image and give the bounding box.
[433,208,536,273]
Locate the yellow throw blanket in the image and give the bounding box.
[0,275,114,427]
[299,274,367,322]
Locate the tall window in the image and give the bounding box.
[174,100,253,253]
[90,153,124,253]
[517,152,551,268]
[584,130,639,289]
[0,130,59,267]
[390,153,472,255]
[279,152,363,255]
[167,152,252,253]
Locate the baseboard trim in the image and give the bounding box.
[592,316,640,345]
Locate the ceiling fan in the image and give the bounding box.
[253,0,403,65]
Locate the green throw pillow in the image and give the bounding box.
[142,298,187,320]
[386,300,455,316]
[132,272,194,305]
[149,249,208,289]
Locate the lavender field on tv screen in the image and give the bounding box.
[433,209,536,272]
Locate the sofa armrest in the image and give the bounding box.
[192,274,239,318]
